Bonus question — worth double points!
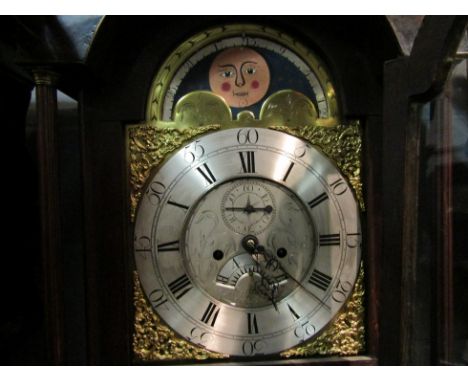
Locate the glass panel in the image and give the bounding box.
[420,57,468,365]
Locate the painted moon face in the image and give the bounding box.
[209,47,270,108]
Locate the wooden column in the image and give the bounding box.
[33,69,64,365]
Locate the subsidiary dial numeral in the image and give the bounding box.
[201,302,220,327]
[196,163,217,185]
[239,151,256,173]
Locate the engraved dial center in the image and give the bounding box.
[184,177,316,309]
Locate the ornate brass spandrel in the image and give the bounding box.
[133,265,365,362]
[280,265,366,358]
[128,123,221,221]
[133,271,228,362]
[269,121,364,210]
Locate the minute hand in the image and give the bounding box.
[255,246,331,311]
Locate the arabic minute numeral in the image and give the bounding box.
[189,327,214,345]
[346,233,361,248]
[146,181,166,205]
[148,289,168,309]
[294,321,316,340]
[134,235,151,254]
[237,128,259,144]
[332,279,353,303]
[329,178,347,195]
[242,340,265,356]
[183,140,205,163]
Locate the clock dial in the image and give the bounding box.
[134,127,361,356]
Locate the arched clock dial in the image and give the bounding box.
[134,127,361,357]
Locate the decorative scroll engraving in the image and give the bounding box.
[128,124,221,221]
[270,122,364,210]
[129,89,365,362]
[133,265,365,361]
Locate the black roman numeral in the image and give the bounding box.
[308,269,332,291]
[319,233,340,246]
[168,274,192,300]
[196,163,216,185]
[167,199,190,210]
[239,151,256,173]
[282,162,295,182]
[308,192,328,209]
[247,313,259,334]
[157,240,180,252]
[201,302,220,327]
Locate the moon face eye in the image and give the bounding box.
[221,70,235,78]
[245,66,256,75]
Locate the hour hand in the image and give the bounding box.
[224,205,273,214]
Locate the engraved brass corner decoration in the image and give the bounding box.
[129,24,365,362]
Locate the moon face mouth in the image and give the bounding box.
[233,91,249,97]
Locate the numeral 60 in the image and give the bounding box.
[237,128,259,144]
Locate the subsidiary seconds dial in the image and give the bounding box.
[221,179,276,235]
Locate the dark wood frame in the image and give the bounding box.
[380,16,467,365]
[78,16,397,365]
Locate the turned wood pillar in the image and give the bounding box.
[33,69,64,365]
